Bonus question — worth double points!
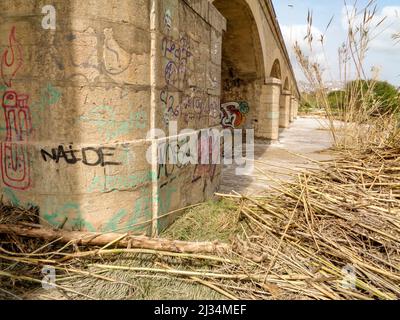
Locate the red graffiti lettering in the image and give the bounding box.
[1,26,23,88]
[1,90,32,190]
[0,27,31,190]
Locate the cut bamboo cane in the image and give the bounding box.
[0,224,231,254]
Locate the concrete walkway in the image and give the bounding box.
[220,117,336,195]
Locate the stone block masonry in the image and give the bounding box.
[0,0,300,235]
[0,0,225,235]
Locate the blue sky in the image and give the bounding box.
[272,0,400,87]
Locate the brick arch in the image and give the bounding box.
[211,0,299,92]
[211,0,299,137]
[239,0,270,80]
[213,0,269,131]
[213,0,266,84]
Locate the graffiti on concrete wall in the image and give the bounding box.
[220,101,249,129]
[192,130,220,184]
[41,145,122,167]
[87,170,156,193]
[79,104,148,142]
[1,91,32,190]
[0,27,32,190]
[157,137,192,185]
[164,9,173,32]
[30,84,61,128]
[161,33,192,88]
[161,32,195,125]
[41,185,177,233]
[208,95,221,126]
[156,128,220,190]
[160,8,215,127]
[160,88,179,123]
[43,201,96,232]
[1,27,23,88]
[103,28,132,76]
[0,83,61,134]
[0,6,224,233]
[161,87,212,126]
[61,27,100,82]
[58,27,139,84]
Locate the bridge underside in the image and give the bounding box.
[213,0,299,138]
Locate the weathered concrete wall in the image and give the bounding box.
[0,0,298,235]
[0,0,154,234]
[152,0,226,233]
[0,0,225,235]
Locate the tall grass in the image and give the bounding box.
[294,0,400,150]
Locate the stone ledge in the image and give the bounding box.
[265,77,282,85]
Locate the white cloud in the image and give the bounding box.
[341,5,400,54]
[281,24,325,63]
[277,2,400,86]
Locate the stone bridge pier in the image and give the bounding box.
[0,0,299,235]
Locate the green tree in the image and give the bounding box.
[373,81,399,112]
[300,92,319,113]
[328,90,346,111]
[346,80,399,113]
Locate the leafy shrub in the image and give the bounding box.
[328,90,346,111]
[346,80,399,113]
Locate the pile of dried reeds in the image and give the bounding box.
[0,143,399,300]
[217,144,400,300]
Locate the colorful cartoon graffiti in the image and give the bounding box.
[0,27,32,190]
[220,101,249,129]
